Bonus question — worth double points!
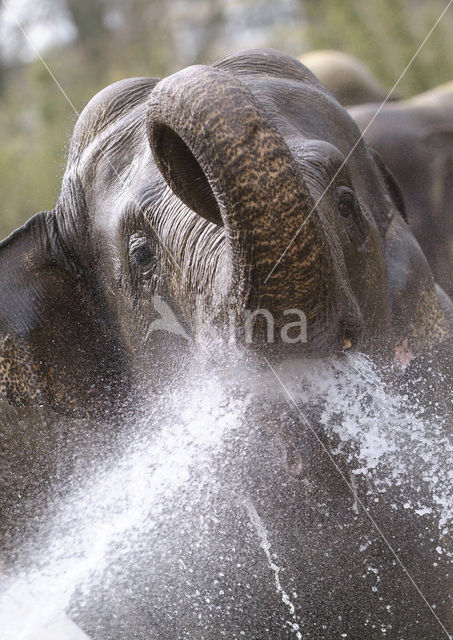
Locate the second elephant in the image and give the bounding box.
[350,81,453,297]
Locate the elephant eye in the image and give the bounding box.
[337,186,357,218]
[129,234,156,269]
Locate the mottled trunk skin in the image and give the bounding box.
[147,66,361,350]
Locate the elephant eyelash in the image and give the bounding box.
[129,234,157,273]
[337,186,358,218]
[130,245,154,267]
[335,186,367,247]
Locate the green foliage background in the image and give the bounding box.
[0,0,452,238]
[303,0,453,96]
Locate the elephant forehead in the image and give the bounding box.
[288,139,348,171]
[244,76,366,156]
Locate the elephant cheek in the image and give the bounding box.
[348,228,390,343]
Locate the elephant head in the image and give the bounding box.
[349,82,453,298]
[299,49,392,106]
[0,49,450,414]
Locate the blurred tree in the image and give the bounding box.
[0,5,6,95]
[65,0,107,46]
[16,0,111,73]
[0,0,451,238]
[0,0,176,238]
[302,0,453,96]
[0,58,4,98]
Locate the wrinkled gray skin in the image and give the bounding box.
[300,49,391,106]
[1,50,450,413]
[0,50,452,638]
[350,81,453,298]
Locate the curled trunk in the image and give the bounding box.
[147,65,362,349]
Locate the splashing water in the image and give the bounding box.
[0,350,451,638]
[244,498,303,639]
[0,369,250,638]
[267,354,452,535]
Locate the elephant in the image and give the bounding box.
[299,49,391,106]
[349,81,453,297]
[0,49,452,639]
[0,49,450,415]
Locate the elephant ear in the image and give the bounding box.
[424,127,453,228]
[0,209,128,416]
[370,147,408,224]
[370,147,452,360]
[384,210,451,364]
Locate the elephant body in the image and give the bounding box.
[350,81,453,297]
[0,50,452,638]
[299,49,390,106]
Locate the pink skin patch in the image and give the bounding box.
[394,338,415,370]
